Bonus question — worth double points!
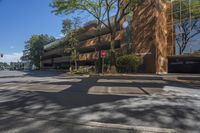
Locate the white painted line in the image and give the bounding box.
[98,79,133,83]
[98,79,166,84]
[88,86,146,96]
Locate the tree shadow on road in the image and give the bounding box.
[0,76,199,133]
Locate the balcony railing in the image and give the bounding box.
[42,30,124,59]
[78,30,124,49]
[54,56,71,63]
[42,59,52,64]
[79,51,99,61]
[43,47,64,57]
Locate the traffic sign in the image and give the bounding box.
[101,50,107,58]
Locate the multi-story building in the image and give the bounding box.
[41,0,175,74]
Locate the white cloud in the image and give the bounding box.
[0,52,23,64]
[56,34,64,39]
[10,46,15,49]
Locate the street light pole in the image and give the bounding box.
[0,54,2,69]
[0,53,3,64]
[102,57,104,75]
[123,12,133,54]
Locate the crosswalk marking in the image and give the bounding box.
[88,86,149,96]
[97,79,167,84]
[0,83,71,92]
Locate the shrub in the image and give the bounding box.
[116,54,140,73]
[72,66,96,75]
[194,49,200,55]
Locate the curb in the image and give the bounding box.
[90,73,162,77]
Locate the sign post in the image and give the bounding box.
[102,57,104,75]
[101,50,107,74]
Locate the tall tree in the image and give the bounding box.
[51,0,143,72]
[22,34,55,69]
[62,17,81,70]
[173,0,200,55]
[61,19,73,36]
[68,32,79,70]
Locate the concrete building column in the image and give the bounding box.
[131,0,175,73]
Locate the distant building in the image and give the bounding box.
[21,60,32,70]
[10,62,24,70]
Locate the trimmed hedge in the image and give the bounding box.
[116,54,140,73]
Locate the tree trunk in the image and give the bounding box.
[179,47,184,55]
[109,33,117,73]
[97,47,102,73]
[179,47,182,55]
[75,60,78,70]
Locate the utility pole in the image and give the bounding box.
[0,53,3,70]
[189,0,193,54]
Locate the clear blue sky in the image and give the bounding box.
[0,0,65,62]
[0,0,199,63]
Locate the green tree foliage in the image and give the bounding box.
[0,62,9,70]
[194,49,200,55]
[61,19,73,36]
[116,54,140,73]
[22,34,55,68]
[173,0,200,55]
[51,0,143,72]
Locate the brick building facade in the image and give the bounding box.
[41,0,175,74]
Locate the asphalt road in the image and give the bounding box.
[0,70,200,133]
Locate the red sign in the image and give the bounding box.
[101,50,107,58]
